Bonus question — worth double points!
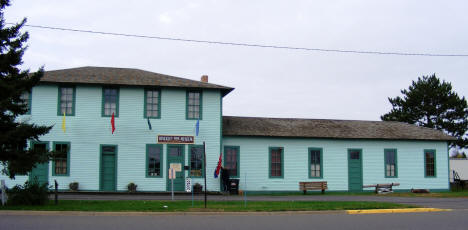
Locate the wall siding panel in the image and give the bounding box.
[1,85,222,191]
[223,137,449,192]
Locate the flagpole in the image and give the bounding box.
[203,141,207,208]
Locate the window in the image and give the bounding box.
[146,144,162,177]
[20,91,31,114]
[144,89,160,118]
[269,147,283,178]
[224,146,240,178]
[189,145,204,177]
[309,148,322,178]
[58,86,75,116]
[186,91,202,120]
[384,149,397,178]
[53,142,70,176]
[424,149,436,177]
[102,87,119,117]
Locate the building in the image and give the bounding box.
[0,66,454,192]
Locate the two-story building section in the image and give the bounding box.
[0,66,454,192]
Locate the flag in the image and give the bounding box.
[147,117,152,130]
[111,112,115,134]
[61,112,66,133]
[214,152,222,178]
[195,120,200,136]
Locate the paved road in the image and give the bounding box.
[54,193,468,209]
[2,210,468,230]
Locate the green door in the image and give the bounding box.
[29,143,49,186]
[100,145,117,191]
[167,145,185,191]
[348,149,363,191]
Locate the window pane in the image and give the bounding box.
[190,146,203,177]
[148,146,161,176]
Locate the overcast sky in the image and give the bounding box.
[5,0,468,121]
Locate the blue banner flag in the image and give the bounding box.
[195,120,200,136]
[147,117,152,130]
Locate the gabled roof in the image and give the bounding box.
[40,66,234,96]
[223,116,455,141]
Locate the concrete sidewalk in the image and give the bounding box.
[50,193,468,210]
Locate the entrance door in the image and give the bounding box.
[100,145,117,191]
[29,142,49,186]
[348,149,363,191]
[167,145,185,191]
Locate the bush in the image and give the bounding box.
[7,179,49,205]
[127,182,137,192]
[69,182,79,191]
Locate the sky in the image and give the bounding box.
[5,0,468,121]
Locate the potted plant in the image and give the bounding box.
[69,182,79,191]
[127,182,137,193]
[193,183,202,194]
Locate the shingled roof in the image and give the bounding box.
[40,66,234,96]
[223,116,455,141]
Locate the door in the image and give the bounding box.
[348,149,363,191]
[100,145,117,191]
[167,145,185,191]
[29,143,49,186]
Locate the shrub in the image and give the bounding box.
[7,179,49,205]
[69,182,79,191]
[127,182,137,192]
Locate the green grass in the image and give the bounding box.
[0,200,416,212]
[386,191,468,198]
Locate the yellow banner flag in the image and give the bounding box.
[62,112,66,133]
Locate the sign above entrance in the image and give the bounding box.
[157,135,194,144]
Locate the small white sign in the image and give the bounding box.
[168,168,176,179]
[170,163,182,172]
[185,178,192,192]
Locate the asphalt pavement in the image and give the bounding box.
[2,209,468,230]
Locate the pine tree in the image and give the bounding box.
[0,0,52,178]
[381,74,468,149]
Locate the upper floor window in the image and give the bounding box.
[384,149,398,178]
[189,145,204,177]
[269,147,283,178]
[224,146,239,177]
[186,91,202,120]
[309,148,322,178]
[58,86,75,116]
[102,87,119,117]
[20,91,31,114]
[53,142,70,176]
[145,89,160,118]
[424,149,436,177]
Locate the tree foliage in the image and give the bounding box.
[381,74,468,149]
[0,0,52,178]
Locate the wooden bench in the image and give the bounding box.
[362,183,400,193]
[299,181,328,194]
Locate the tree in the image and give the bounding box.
[0,0,52,178]
[381,74,468,149]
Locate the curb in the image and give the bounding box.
[347,208,451,214]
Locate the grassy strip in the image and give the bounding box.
[385,191,468,198]
[0,200,415,212]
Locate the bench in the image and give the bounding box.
[362,183,400,193]
[299,181,328,194]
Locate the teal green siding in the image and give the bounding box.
[0,85,222,191]
[223,137,449,192]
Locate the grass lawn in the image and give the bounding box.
[385,191,468,198]
[0,200,416,212]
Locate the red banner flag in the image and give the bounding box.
[214,152,222,178]
[111,112,115,134]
